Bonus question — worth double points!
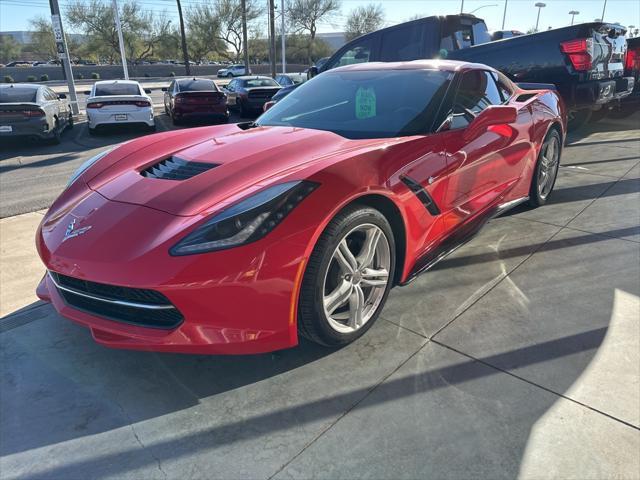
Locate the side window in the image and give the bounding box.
[44,89,57,101]
[380,24,424,61]
[326,38,375,70]
[449,70,503,129]
[493,72,513,102]
[226,80,235,92]
[169,81,175,93]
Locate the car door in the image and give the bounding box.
[436,69,533,231]
[41,88,59,127]
[225,80,238,105]
[164,81,174,111]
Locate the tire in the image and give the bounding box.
[50,119,61,144]
[172,113,182,126]
[164,104,169,115]
[529,129,562,207]
[567,109,592,131]
[298,205,396,347]
[88,125,97,135]
[226,73,233,78]
[67,113,74,130]
[147,123,156,132]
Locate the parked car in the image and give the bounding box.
[35,60,565,354]
[162,77,229,125]
[275,73,306,87]
[0,83,73,143]
[4,61,32,68]
[224,76,281,115]
[263,84,299,111]
[309,14,634,129]
[217,65,247,78]
[490,30,524,41]
[608,36,640,118]
[84,80,154,134]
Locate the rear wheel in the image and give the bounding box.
[298,205,395,347]
[67,112,74,130]
[50,119,61,144]
[529,129,561,207]
[226,73,233,78]
[88,125,97,135]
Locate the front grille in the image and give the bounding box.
[141,156,218,180]
[50,272,183,329]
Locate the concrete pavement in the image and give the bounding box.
[0,115,639,479]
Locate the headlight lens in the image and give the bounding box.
[67,148,114,187]
[170,181,318,256]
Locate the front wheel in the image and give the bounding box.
[298,206,395,347]
[529,129,562,207]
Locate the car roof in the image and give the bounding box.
[176,77,214,83]
[93,80,141,86]
[331,59,493,74]
[0,83,40,90]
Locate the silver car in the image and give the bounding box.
[217,65,247,78]
[0,84,73,143]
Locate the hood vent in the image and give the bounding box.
[141,156,218,180]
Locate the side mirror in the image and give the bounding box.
[307,66,318,80]
[463,105,517,142]
[144,88,152,94]
[161,87,167,92]
[83,90,91,95]
[58,93,67,99]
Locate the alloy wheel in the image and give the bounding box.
[322,224,391,334]
[537,135,560,200]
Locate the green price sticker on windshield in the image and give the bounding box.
[355,87,376,119]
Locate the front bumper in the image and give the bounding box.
[36,190,312,354]
[87,108,155,128]
[575,76,635,107]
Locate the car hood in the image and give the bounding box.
[87,124,390,217]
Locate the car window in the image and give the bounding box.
[257,69,451,139]
[493,72,513,102]
[327,37,375,70]
[43,89,57,101]
[472,22,491,44]
[245,78,279,87]
[94,83,140,96]
[226,80,236,91]
[177,79,218,91]
[448,70,503,129]
[0,87,38,103]
[380,23,424,61]
[168,81,175,92]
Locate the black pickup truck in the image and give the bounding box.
[308,14,634,129]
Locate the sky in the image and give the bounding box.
[1,0,639,36]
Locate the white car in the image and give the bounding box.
[217,65,247,78]
[85,80,154,134]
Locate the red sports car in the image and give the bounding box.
[36,60,566,354]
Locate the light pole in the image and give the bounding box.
[535,2,546,32]
[460,0,464,14]
[601,0,608,21]
[501,0,508,29]
[112,0,129,79]
[470,4,498,14]
[280,0,286,73]
[569,10,579,25]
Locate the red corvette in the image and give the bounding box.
[36,60,566,354]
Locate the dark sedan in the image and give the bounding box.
[162,78,229,125]
[224,76,281,116]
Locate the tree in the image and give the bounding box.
[65,0,173,65]
[27,17,57,60]
[287,0,340,62]
[185,4,226,62]
[0,35,22,64]
[345,4,384,41]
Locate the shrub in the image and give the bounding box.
[144,73,150,77]
[77,73,84,79]
[40,74,49,81]
[91,72,100,79]
[3,75,14,83]
[27,75,36,82]
[169,71,175,77]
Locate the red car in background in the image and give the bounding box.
[163,78,229,125]
[36,60,565,355]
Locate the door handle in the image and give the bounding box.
[428,176,437,185]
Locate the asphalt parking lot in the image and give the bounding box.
[1,114,639,479]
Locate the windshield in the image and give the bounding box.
[257,69,451,139]
[244,78,279,88]
[94,83,141,96]
[0,87,38,103]
[178,79,218,91]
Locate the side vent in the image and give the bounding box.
[515,93,537,102]
[401,175,441,216]
[141,156,218,180]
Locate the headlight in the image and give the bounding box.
[67,148,114,187]
[170,181,318,256]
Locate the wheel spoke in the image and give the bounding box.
[348,285,365,328]
[335,240,357,274]
[357,228,382,269]
[361,267,389,287]
[324,280,352,316]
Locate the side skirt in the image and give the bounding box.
[400,196,529,286]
